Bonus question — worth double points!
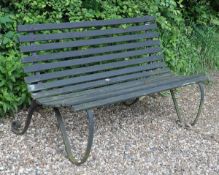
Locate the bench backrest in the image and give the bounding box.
[18,16,169,97]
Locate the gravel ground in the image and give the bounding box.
[0,72,218,175]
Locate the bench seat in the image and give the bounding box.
[35,73,206,110]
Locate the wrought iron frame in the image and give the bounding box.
[11,100,38,135]
[53,108,94,165]
[11,82,204,165]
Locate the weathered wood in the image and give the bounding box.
[28,62,166,92]
[24,47,161,73]
[25,55,163,83]
[19,24,157,42]
[73,75,207,111]
[40,73,174,105]
[20,32,159,52]
[18,16,155,32]
[22,40,160,63]
[32,68,170,99]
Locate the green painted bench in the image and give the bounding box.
[12,16,208,165]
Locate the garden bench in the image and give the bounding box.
[12,16,208,165]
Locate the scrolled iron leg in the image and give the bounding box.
[170,89,185,127]
[191,82,205,126]
[53,108,94,165]
[11,100,38,135]
[170,82,205,127]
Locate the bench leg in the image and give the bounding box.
[53,108,94,165]
[191,82,205,126]
[170,89,185,127]
[11,100,38,135]
[170,82,205,127]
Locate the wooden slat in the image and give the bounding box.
[69,75,173,106]
[24,47,162,73]
[73,75,208,111]
[18,16,155,32]
[25,55,163,83]
[46,74,174,106]
[28,62,166,92]
[22,40,160,63]
[20,32,159,52]
[19,24,157,42]
[32,68,170,99]
[40,79,145,104]
[40,73,173,104]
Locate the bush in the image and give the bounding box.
[0,0,218,117]
[191,25,219,72]
[0,51,30,116]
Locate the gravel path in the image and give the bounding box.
[0,72,218,175]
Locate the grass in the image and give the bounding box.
[215,31,219,69]
[191,26,219,73]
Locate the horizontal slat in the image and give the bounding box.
[24,47,161,73]
[40,79,146,104]
[69,75,173,106]
[19,24,157,42]
[18,16,155,32]
[41,73,173,105]
[28,62,166,92]
[21,32,159,52]
[25,55,163,83]
[22,40,160,63]
[32,68,170,99]
[73,75,208,111]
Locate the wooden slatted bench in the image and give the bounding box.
[12,16,208,165]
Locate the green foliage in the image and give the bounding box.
[0,51,30,116]
[191,25,219,72]
[0,0,218,117]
